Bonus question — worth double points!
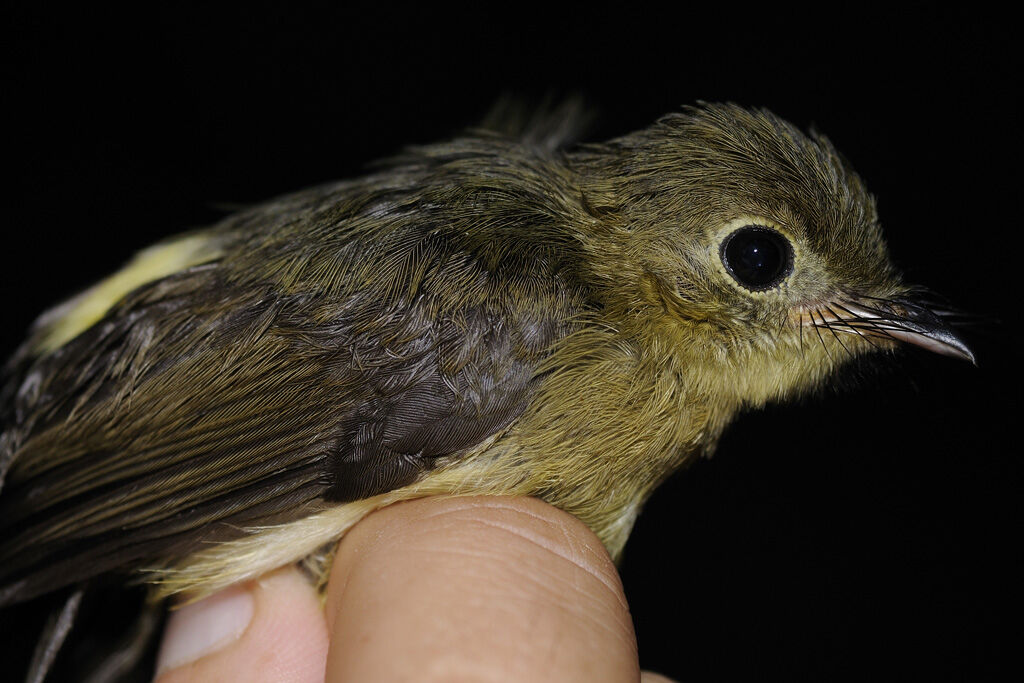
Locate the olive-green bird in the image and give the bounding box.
[0,103,971,675]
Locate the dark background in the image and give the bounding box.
[3,4,1016,681]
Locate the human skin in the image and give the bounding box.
[152,496,674,682]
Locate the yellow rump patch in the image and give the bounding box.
[33,233,225,354]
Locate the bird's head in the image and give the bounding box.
[574,103,972,408]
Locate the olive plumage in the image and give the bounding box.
[0,104,970,669]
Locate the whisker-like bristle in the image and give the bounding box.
[830,301,910,343]
[829,304,883,352]
[858,292,977,326]
[810,309,833,362]
[819,311,860,362]
[822,306,859,360]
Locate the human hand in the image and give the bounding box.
[153,496,674,682]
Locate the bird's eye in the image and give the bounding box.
[720,225,794,291]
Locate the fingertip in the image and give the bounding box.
[155,583,254,675]
[155,567,328,683]
[641,672,678,683]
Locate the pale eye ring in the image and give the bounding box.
[720,225,794,291]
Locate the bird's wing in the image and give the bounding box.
[0,213,578,607]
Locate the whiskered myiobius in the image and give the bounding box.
[0,104,971,651]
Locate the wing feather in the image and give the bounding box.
[0,136,589,605]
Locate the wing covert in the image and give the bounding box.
[0,136,591,606]
[0,255,576,606]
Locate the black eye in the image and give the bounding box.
[720,225,794,291]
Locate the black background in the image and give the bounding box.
[3,4,1016,681]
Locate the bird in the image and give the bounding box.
[0,102,972,679]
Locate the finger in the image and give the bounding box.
[641,672,677,683]
[324,496,640,682]
[154,566,328,683]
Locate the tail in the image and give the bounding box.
[10,582,164,683]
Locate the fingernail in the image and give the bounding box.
[155,585,255,674]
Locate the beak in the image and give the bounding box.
[811,295,976,364]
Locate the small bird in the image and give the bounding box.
[0,103,971,678]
